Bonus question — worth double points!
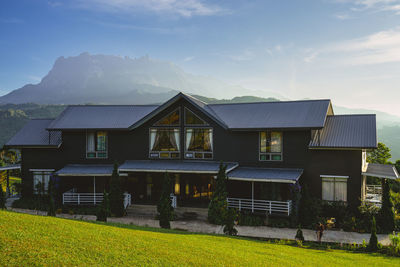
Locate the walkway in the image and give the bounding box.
[7,207,392,245]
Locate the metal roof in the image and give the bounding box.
[0,164,21,171]
[5,119,62,148]
[227,167,303,183]
[362,163,399,180]
[56,164,115,176]
[207,99,331,129]
[47,105,158,130]
[119,160,238,174]
[309,115,377,149]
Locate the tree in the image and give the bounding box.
[298,184,321,228]
[295,225,305,242]
[0,186,6,209]
[47,178,56,216]
[368,216,378,252]
[97,191,110,222]
[223,208,238,236]
[208,163,228,225]
[367,142,391,164]
[157,172,174,229]
[378,179,395,233]
[109,163,124,217]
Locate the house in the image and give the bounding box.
[5,92,398,216]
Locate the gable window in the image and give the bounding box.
[32,170,53,194]
[149,128,180,159]
[321,176,348,202]
[259,131,282,161]
[154,109,180,126]
[87,131,108,158]
[185,108,207,125]
[185,128,213,159]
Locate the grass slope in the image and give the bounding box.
[0,211,398,266]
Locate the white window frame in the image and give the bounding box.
[86,131,108,159]
[321,175,349,202]
[184,127,213,160]
[259,131,283,161]
[31,170,53,194]
[148,128,181,159]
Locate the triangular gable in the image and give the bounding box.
[129,92,228,130]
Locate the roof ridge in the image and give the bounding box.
[29,118,55,121]
[207,99,331,106]
[65,104,160,107]
[328,114,376,117]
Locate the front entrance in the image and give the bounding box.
[122,172,215,208]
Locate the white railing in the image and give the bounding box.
[227,198,292,216]
[366,185,382,195]
[124,193,132,209]
[170,194,177,208]
[63,192,104,205]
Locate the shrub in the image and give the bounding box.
[97,191,110,222]
[237,211,265,226]
[208,163,228,225]
[320,201,347,228]
[368,216,378,252]
[158,172,174,229]
[223,208,238,236]
[109,163,125,217]
[47,179,56,216]
[12,195,50,211]
[0,186,6,209]
[378,179,395,233]
[295,225,305,241]
[267,217,291,228]
[298,185,321,229]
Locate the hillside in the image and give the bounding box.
[0,211,397,266]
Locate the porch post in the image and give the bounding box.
[93,176,96,205]
[251,181,254,213]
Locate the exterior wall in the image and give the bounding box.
[19,97,364,207]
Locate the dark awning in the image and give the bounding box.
[227,167,303,183]
[119,160,238,174]
[362,163,399,180]
[56,164,115,176]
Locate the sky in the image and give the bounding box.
[1,0,400,115]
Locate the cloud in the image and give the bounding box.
[72,0,226,18]
[27,75,42,83]
[228,49,254,61]
[334,13,352,20]
[342,0,400,14]
[183,56,195,62]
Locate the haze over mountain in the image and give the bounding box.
[0,53,273,105]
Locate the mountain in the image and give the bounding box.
[0,53,268,105]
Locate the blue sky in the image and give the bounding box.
[1,0,400,115]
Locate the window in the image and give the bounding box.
[149,128,180,158]
[321,176,348,201]
[259,131,282,161]
[185,128,213,159]
[33,171,52,194]
[154,109,180,126]
[185,108,207,125]
[87,131,108,158]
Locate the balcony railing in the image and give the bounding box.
[227,197,292,216]
[63,191,132,209]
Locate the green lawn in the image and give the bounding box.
[0,210,398,266]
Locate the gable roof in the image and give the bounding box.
[309,114,377,149]
[47,105,158,130]
[5,119,62,148]
[128,92,228,129]
[207,99,332,129]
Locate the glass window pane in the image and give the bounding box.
[186,128,212,152]
[260,132,267,153]
[154,109,180,126]
[97,131,107,151]
[322,180,334,201]
[151,129,180,152]
[87,132,95,152]
[271,154,281,161]
[271,132,282,153]
[335,180,347,201]
[185,108,207,125]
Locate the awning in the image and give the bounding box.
[56,164,115,176]
[227,167,303,184]
[0,164,21,171]
[119,160,238,174]
[362,163,399,180]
